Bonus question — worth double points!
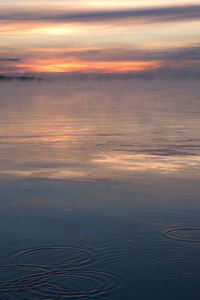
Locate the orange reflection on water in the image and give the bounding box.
[0,80,200,183]
[93,153,200,175]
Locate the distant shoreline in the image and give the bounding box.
[0,75,42,81]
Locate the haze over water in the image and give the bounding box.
[0,79,200,299]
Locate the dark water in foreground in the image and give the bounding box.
[0,79,200,299]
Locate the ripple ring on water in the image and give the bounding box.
[13,246,93,268]
[0,264,48,292]
[152,257,200,278]
[164,227,200,242]
[3,269,122,299]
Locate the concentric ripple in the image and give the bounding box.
[153,257,200,277]
[164,227,200,242]
[2,269,121,299]
[13,246,93,268]
[0,264,47,292]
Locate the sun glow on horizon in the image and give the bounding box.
[15,60,161,73]
[0,0,199,74]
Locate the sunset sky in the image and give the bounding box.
[0,0,199,73]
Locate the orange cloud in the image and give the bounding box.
[1,44,200,74]
[13,58,161,73]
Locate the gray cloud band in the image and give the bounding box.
[0,5,200,24]
[60,46,200,61]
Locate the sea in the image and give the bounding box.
[0,78,200,299]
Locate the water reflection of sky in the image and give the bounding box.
[1,79,200,300]
[0,80,200,184]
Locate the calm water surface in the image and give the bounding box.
[0,79,200,299]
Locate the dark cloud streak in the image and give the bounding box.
[62,46,200,61]
[0,5,200,24]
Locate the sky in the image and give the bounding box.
[0,0,199,74]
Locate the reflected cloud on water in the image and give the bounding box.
[0,79,200,299]
[0,79,200,183]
